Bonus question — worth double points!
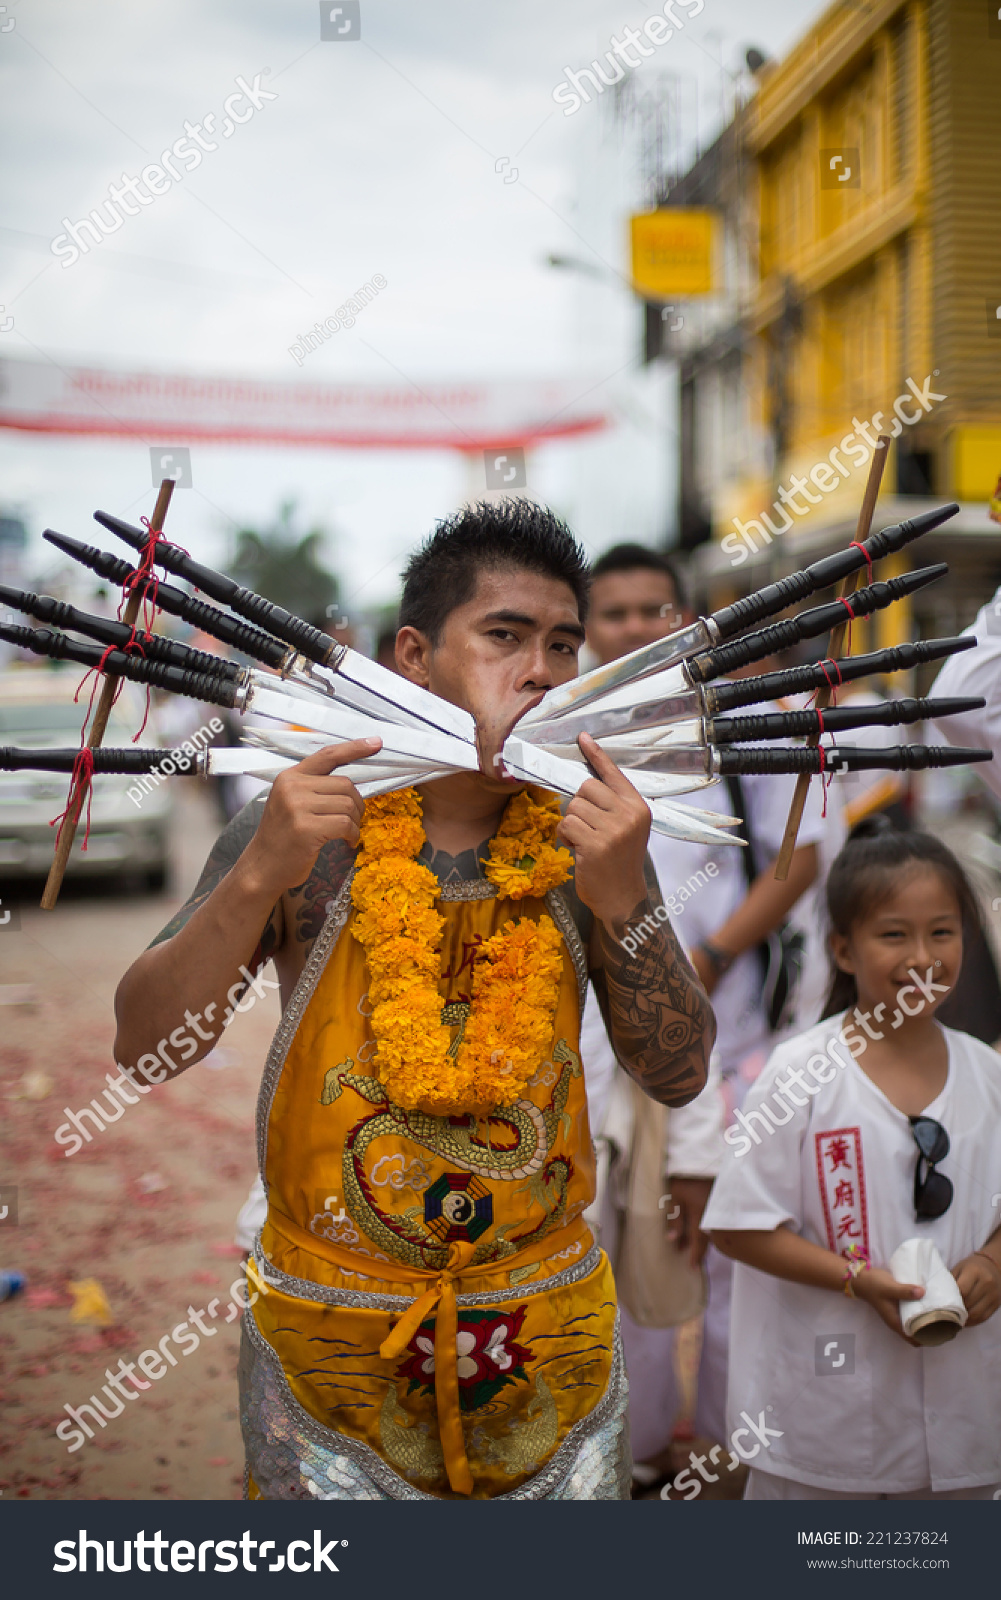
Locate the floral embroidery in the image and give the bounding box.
[396,1306,534,1412]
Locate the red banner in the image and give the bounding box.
[0,357,607,451]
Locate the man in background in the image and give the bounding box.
[582,543,824,1485]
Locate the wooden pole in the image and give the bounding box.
[40,478,176,910]
[772,436,890,882]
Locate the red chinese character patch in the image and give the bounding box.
[815,1126,870,1262]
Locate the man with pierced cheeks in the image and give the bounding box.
[115,500,714,1500]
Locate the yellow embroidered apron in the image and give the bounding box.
[247,874,619,1499]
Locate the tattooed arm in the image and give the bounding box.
[557,733,715,1108]
[113,739,376,1078]
[589,859,715,1107]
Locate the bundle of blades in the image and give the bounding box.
[18,498,984,847]
[31,512,728,844]
[515,501,960,724]
[43,514,485,799]
[499,564,967,802]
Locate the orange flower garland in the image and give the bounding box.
[349,786,572,1116]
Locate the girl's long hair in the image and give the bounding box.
[820,814,983,1018]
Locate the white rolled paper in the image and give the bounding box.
[890,1237,968,1345]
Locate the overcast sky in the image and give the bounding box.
[0,0,826,615]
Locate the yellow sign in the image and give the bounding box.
[630,209,716,298]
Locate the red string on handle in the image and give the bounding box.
[74,643,126,736]
[850,540,874,586]
[809,656,844,708]
[49,748,96,851]
[122,516,165,632]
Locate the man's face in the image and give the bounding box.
[397,564,584,789]
[586,568,681,666]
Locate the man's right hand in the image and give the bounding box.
[240,738,382,898]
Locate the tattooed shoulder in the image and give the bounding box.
[287,836,356,952]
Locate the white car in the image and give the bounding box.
[0,668,172,889]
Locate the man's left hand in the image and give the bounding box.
[555,732,651,926]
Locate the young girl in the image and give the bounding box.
[702,816,1001,1499]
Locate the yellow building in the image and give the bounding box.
[701,0,1001,637]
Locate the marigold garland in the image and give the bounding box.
[349,785,572,1116]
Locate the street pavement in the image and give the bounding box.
[0,787,279,1501]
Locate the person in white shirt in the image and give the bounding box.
[583,545,824,1466]
[704,816,1001,1498]
[927,582,1001,804]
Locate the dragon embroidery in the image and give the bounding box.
[317,1041,582,1270]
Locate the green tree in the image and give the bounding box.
[230,501,339,625]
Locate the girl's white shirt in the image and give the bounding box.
[702,1015,1001,1493]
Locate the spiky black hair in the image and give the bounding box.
[399,499,589,644]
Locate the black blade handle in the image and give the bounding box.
[0,746,201,775]
[710,503,959,641]
[708,695,986,746]
[687,566,948,687]
[0,622,242,709]
[93,510,339,664]
[0,584,242,681]
[716,744,992,776]
[703,636,976,715]
[42,529,291,669]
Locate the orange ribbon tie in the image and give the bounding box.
[379,1240,476,1496]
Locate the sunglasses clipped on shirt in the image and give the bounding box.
[909,1115,953,1221]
